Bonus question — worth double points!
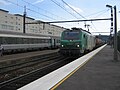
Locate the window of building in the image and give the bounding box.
[11,22,13,24]
[8,25,14,30]
[1,24,7,29]
[11,17,13,19]
[5,21,7,23]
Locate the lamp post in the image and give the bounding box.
[113,6,118,61]
[106,5,118,61]
[23,6,26,33]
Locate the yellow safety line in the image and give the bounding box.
[50,57,93,90]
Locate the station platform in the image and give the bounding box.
[54,45,120,90]
[19,45,120,90]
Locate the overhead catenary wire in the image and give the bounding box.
[4,0,59,21]
[61,0,86,19]
[94,9,110,18]
[4,0,111,33]
[60,0,99,31]
[91,21,98,31]
[61,0,111,32]
[21,0,67,20]
[85,9,110,18]
[50,0,79,19]
[86,9,110,31]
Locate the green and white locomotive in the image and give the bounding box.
[60,27,96,56]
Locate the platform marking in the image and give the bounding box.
[50,44,106,90]
[50,57,91,90]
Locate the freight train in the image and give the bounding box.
[60,27,103,56]
[0,31,60,54]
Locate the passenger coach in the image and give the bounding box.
[0,31,60,54]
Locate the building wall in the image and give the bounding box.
[0,9,65,37]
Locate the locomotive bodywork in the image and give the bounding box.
[60,28,96,56]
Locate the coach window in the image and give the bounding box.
[18,38,21,44]
[35,39,37,43]
[30,38,33,43]
[14,37,17,44]
[5,37,9,44]
[2,37,7,44]
[29,38,31,44]
[15,38,18,44]
[0,37,2,44]
[32,38,34,43]
[31,38,33,44]
[26,38,28,44]
[43,39,45,43]
[36,39,38,43]
[1,37,3,44]
[10,37,14,44]
[34,39,37,43]
[28,38,30,44]
[41,39,44,43]
[44,39,46,43]
[8,37,13,44]
[26,38,29,44]
[18,38,22,44]
[49,39,52,43]
[8,37,11,44]
[25,38,28,44]
[47,39,49,43]
[23,38,26,44]
[44,39,47,43]
[40,39,42,43]
[37,39,39,43]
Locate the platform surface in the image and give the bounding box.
[55,45,120,90]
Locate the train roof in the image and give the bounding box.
[0,31,60,39]
[63,28,91,35]
[72,27,91,34]
[0,33,51,39]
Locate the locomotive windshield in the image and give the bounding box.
[63,31,80,40]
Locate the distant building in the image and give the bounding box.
[0,9,65,37]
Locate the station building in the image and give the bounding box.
[0,9,65,37]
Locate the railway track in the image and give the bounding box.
[0,52,75,89]
[0,52,60,74]
[0,52,62,82]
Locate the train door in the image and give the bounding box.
[54,39,56,48]
[51,38,56,48]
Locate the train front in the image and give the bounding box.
[60,29,81,56]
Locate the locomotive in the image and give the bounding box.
[60,27,96,56]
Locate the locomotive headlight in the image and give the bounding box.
[77,44,79,47]
[61,45,64,47]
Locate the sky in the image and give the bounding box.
[0,0,120,35]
